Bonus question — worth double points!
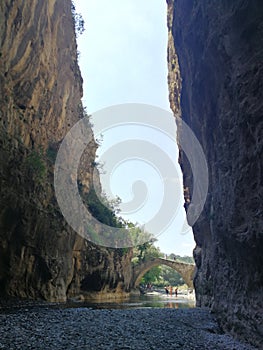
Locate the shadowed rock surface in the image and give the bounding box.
[0,0,132,302]
[167,0,263,347]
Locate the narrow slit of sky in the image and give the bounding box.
[74,0,195,255]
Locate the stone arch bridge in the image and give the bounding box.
[132,258,195,289]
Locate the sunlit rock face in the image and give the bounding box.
[167,0,263,346]
[0,0,132,301]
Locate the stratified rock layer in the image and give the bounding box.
[167,0,263,346]
[0,0,132,301]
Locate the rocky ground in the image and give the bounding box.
[0,303,258,349]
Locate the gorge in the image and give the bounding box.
[167,0,263,346]
[0,0,262,348]
[0,0,133,302]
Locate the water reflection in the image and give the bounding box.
[0,293,195,314]
[78,294,195,310]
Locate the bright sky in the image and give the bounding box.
[74,0,195,256]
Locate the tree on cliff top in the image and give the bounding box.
[71,1,85,36]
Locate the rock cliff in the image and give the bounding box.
[167,0,263,346]
[0,0,132,301]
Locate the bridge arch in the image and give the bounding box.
[132,258,195,289]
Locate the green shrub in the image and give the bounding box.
[82,186,123,228]
[25,150,46,183]
[46,143,57,164]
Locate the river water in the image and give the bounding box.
[67,292,196,310]
[0,292,195,313]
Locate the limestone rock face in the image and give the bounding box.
[0,0,132,301]
[167,0,263,346]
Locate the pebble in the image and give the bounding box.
[0,305,258,349]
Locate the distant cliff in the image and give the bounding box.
[0,0,132,301]
[167,0,263,346]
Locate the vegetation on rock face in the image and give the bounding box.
[71,1,85,37]
[80,172,194,288]
[83,186,124,228]
[80,183,154,238]
[46,143,58,164]
[25,149,47,183]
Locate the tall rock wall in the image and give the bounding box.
[0,0,132,301]
[167,0,263,346]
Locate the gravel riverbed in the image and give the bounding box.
[0,305,258,349]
